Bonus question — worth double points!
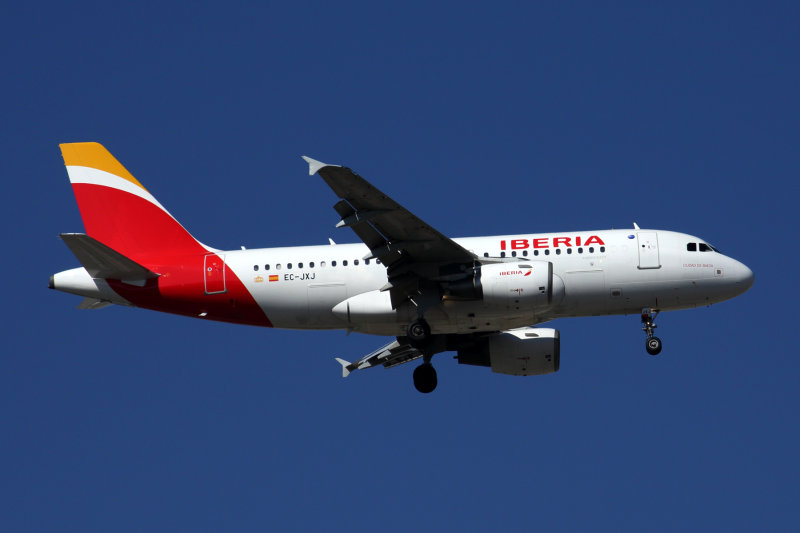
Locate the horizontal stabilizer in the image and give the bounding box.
[335,358,352,378]
[60,233,160,281]
[77,297,113,310]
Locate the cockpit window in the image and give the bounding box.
[687,243,697,252]
[699,243,715,252]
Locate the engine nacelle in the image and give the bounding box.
[446,262,564,310]
[456,328,560,376]
[332,289,414,324]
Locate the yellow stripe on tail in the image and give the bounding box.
[60,142,147,190]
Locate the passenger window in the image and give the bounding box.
[687,243,697,251]
[276,264,282,270]
[600,246,605,253]
[287,263,292,269]
[354,260,359,265]
[534,250,539,256]
[265,264,270,270]
[578,247,583,254]
[298,262,303,269]
[589,247,594,253]
[484,252,489,257]
[253,265,259,271]
[332,261,337,267]
[511,251,517,257]
[320,261,326,268]
[343,260,348,266]
[309,262,315,268]
[376,259,381,264]
[555,249,561,255]
[567,248,572,254]
[365,259,370,265]
[501,252,506,258]
[523,250,528,256]
[544,250,550,256]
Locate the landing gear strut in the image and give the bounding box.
[641,308,662,356]
[408,316,437,392]
[413,360,437,393]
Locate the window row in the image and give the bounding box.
[254,246,609,271]
[483,246,605,258]
[254,258,381,271]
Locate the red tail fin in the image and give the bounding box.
[60,143,206,263]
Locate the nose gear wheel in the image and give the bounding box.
[646,336,662,355]
[641,309,662,356]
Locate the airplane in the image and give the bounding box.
[50,142,754,393]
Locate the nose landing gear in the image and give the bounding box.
[641,309,662,356]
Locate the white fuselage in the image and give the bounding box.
[220,229,752,336]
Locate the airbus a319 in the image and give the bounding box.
[50,143,754,393]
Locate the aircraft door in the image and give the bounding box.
[204,253,227,294]
[637,232,661,269]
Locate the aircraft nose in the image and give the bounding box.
[733,260,754,292]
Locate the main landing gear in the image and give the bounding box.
[641,308,662,356]
[413,360,438,394]
[407,318,438,393]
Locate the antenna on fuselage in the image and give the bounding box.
[633,222,640,230]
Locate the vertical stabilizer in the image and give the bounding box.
[60,142,206,263]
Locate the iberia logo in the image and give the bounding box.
[500,270,532,276]
[269,275,279,282]
[254,275,264,283]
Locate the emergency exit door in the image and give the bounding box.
[637,232,661,269]
[204,253,227,294]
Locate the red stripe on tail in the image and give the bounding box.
[71,183,204,264]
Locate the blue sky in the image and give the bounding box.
[2,1,798,531]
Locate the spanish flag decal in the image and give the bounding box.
[269,275,279,282]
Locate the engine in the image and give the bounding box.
[456,328,560,376]
[445,261,564,311]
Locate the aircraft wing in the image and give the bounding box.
[335,339,424,377]
[303,156,477,306]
